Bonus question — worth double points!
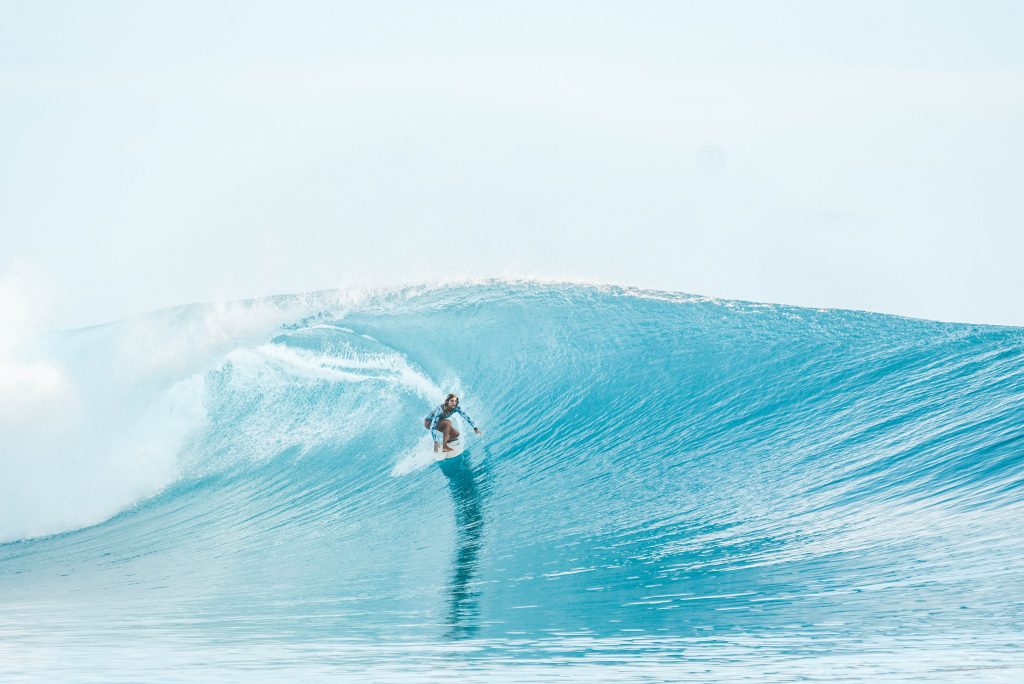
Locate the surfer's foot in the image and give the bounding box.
[442,445,455,452]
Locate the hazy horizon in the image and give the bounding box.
[3,1,1023,332]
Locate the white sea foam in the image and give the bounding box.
[0,291,358,542]
[182,341,444,476]
[389,436,444,477]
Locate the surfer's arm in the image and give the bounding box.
[456,407,481,432]
[428,408,444,444]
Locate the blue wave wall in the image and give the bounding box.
[2,282,1023,680]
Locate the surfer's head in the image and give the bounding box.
[445,393,459,408]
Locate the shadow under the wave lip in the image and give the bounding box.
[438,454,485,640]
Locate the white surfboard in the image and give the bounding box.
[434,438,465,460]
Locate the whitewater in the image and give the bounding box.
[1,281,1022,682]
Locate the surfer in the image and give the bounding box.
[424,394,482,453]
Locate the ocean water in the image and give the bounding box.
[2,282,1023,682]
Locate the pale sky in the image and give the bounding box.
[2,0,1023,330]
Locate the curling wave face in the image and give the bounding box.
[2,282,1023,681]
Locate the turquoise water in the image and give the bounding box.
[2,282,1023,681]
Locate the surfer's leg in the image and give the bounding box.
[436,419,459,451]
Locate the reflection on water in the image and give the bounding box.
[438,453,485,639]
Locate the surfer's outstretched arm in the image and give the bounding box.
[455,407,483,435]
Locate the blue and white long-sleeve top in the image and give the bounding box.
[425,404,477,444]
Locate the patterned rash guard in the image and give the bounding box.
[425,404,478,444]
